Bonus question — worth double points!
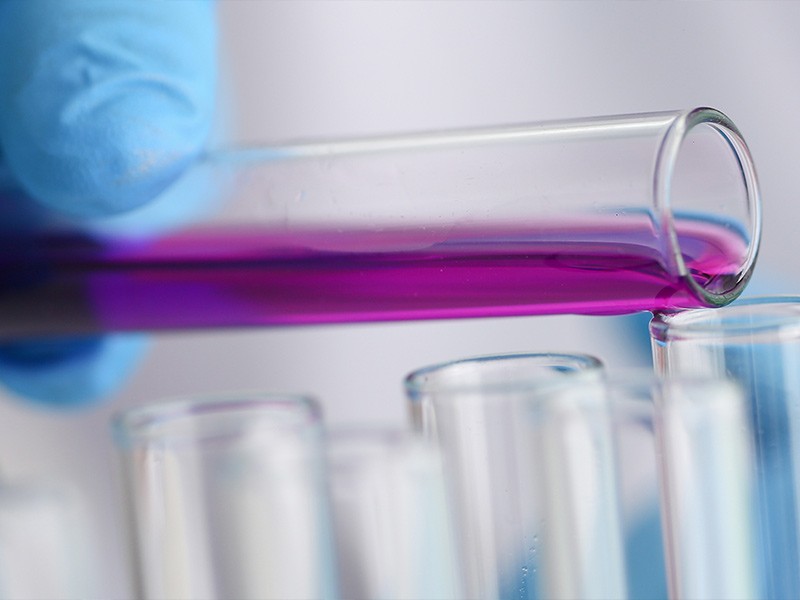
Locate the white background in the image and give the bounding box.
[0,2,797,596]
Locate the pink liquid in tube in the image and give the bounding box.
[0,214,749,338]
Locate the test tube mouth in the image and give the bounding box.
[112,393,322,447]
[326,427,440,472]
[656,107,761,308]
[403,352,604,399]
[650,296,800,344]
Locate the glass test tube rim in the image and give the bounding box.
[650,295,800,343]
[403,351,604,400]
[112,392,322,448]
[326,427,443,477]
[653,107,761,308]
[326,426,425,457]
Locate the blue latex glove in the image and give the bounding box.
[0,0,217,407]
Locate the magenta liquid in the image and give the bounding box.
[0,218,747,337]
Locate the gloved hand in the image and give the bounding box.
[0,0,217,407]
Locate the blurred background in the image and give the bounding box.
[0,2,796,596]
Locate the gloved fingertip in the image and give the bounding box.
[0,335,150,409]
[9,86,207,218]
[0,1,216,218]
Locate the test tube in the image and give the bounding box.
[326,428,461,600]
[0,481,92,600]
[112,394,336,600]
[603,376,668,600]
[653,377,756,600]
[2,107,760,337]
[404,352,618,600]
[650,297,800,599]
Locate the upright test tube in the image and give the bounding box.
[651,297,800,599]
[113,394,337,600]
[327,428,461,600]
[404,352,615,600]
